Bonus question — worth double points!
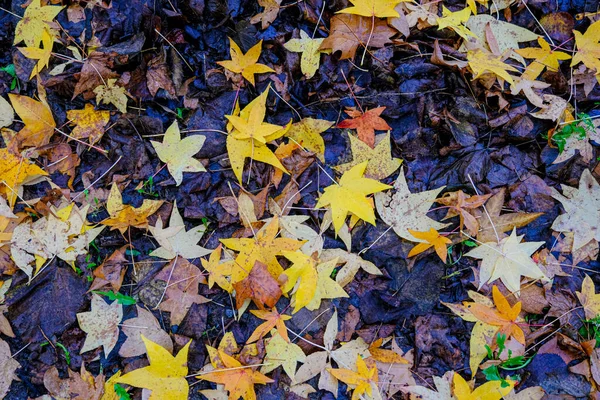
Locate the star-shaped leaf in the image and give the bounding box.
[280,251,319,313]
[115,335,191,400]
[327,355,379,400]
[436,190,492,236]
[453,372,514,400]
[571,19,600,80]
[316,161,391,235]
[284,30,328,79]
[467,49,518,85]
[337,106,391,148]
[319,248,382,287]
[550,169,600,251]
[465,228,547,293]
[225,86,291,183]
[407,228,452,262]
[101,183,163,233]
[261,330,306,382]
[305,258,349,311]
[8,93,56,149]
[18,28,54,79]
[247,309,291,343]
[220,215,304,282]
[76,294,123,355]
[437,6,475,40]
[338,0,402,18]
[14,0,63,47]
[375,168,448,242]
[334,131,402,180]
[515,37,571,80]
[286,118,333,162]
[151,121,206,186]
[199,350,274,400]
[218,39,274,86]
[201,245,234,292]
[250,0,282,30]
[119,306,173,358]
[149,202,210,259]
[0,147,48,206]
[233,261,282,309]
[67,103,110,145]
[94,79,128,113]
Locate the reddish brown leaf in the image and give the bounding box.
[233,261,282,310]
[337,106,391,148]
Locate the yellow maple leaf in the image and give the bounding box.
[467,49,518,85]
[515,37,571,80]
[316,161,391,235]
[407,228,452,262]
[199,350,273,400]
[14,0,63,47]
[261,330,306,382]
[18,28,54,79]
[94,79,128,113]
[116,335,191,400]
[284,30,328,79]
[8,93,56,148]
[151,121,206,186]
[306,257,348,311]
[0,148,47,206]
[220,215,304,282]
[217,38,274,86]
[286,117,333,162]
[225,86,291,183]
[280,251,319,313]
[437,6,476,40]
[452,373,514,400]
[334,131,402,180]
[67,103,110,145]
[576,274,600,319]
[201,245,234,292]
[328,355,379,400]
[571,19,600,82]
[250,0,282,29]
[338,0,402,18]
[101,183,163,233]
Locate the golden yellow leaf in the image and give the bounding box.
[284,30,328,79]
[101,183,163,233]
[151,121,206,186]
[280,251,319,313]
[571,19,600,82]
[327,355,379,400]
[453,373,514,400]
[515,37,571,80]
[201,245,234,292]
[0,148,47,206]
[67,103,110,144]
[115,335,191,400]
[467,49,518,85]
[317,161,391,235]
[286,117,333,162]
[8,93,56,148]
[217,39,274,86]
[250,0,282,29]
[576,274,600,319]
[18,28,54,79]
[437,6,476,40]
[260,330,306,382]
[407,228,452,262]
[338,0,402,18]
[14,0,63,47]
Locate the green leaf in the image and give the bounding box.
[114,383,132,400]
[93,290,136,305]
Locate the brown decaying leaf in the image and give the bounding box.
[89,245,128,292]
[43,365,104,400]
[436,190,492,235]
[233,260,282,309]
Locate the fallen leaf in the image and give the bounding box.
[73,52,119,98]
[530,94,568,121]
[284,30,327,79]
[280,251,318,313]
[233,261,282,309]
[515,37,571,80]
[320,14,396,60]
[375,341,415,398]
[316,161,391,235]
[102,371,128,400]
[453,372,514,400]
[18,27,54,79]
[337,107,391,148]
[467,48,518,85]
[0,96,14,128]
[550,169,600,251]
[14,0,63,47]
[11,203,104,280]
[247,308,291,343]
[218,39,274,86]
[225,86,290,183]
[119,306,173,358]
[334,131,402,180]
[576,275,600,319]
[199,350,274,400]
[67,103,110,145]
[285,118,333,162]
[101,183,163,233]
[407,228,452,262]
[338,0,402,18]
[0,338,20,399]
[375,168,448,242]
[9,93,56,148]
[77,294,123,355]
[436,190,492,236]
[319,248,383,287]
[368,337,408,364]
[44,364,104,400]
[149,201,210,259]
[465,228,547,293]
[220,215,304,282]
[201,245,234,292]
[571,19,600,82]
[437,6,475,40]
[94,79,128,113]
[89,246,128,292]
[261,330,306,382]
[0,147,48,206]
[115,335,191,400]
[403,370,453,399]
[250,0,282,29]
[328,355,379,400]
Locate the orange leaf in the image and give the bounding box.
[233,261,282,310]
[337,106,391,148]
[247,309,291,343]
[407,228,452,263]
